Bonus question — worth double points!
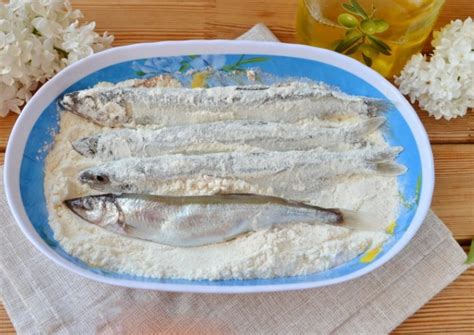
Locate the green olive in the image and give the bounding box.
[373,19,389,33]
[345,29,363,39]
[337,13,358,28]
[360,44,379,58]
[346,29,362,39]
[360,19,377,35]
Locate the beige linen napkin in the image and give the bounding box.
[0,24,469,334]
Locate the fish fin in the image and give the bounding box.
[58,92,79,113]
[375,162,408,176]
[367,146,403,163]
[366,99,393,115]
[354,117,386,137]
[72,137,98,157]
[339,209,385,231]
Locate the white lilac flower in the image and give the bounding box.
[0,0,113,117]
[395,17,473,120]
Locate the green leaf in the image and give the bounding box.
[234,54,246,66]
[342,3,358,14]
[367,35,392,55]
[335,35,363,53]
[188,55,198,60]
[135,70,146,76]
[178,63,191,72]
[350,0,369,18]
[414,175,422,205]
[466,239,474,264]
[238,57,269,65]
[221,64,235,72]
[338,13,358,28]
[344,42,362,55]
[362,53,373,67]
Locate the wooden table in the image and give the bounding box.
[1,0,473,333]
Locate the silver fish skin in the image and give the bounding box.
[72,118,385,160]
[58,82,390,127]
[78,147,406,197]
[64,193,344,247]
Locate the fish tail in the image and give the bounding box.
[339,209,384,231]
[363,147,406,176]
[72,136,98,157]
[367,146,403,163]
[366,99,393,115]
[375,162,408,176]
[353,117,386,137]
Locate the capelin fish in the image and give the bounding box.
[64,193,379,247]
[72,118,385,160]
[58,82,390,127]
[77,147,406,196]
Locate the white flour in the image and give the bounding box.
[44,80,399,281]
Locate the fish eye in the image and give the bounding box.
[94,174,109,184]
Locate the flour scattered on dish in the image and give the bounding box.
[44,77,403,280]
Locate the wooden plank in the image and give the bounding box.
[431,144,474,241]
[417,108,474,144]
[393,267,474,334]
[74,0,217,43]
[76,0,474,49]
[212,0,296,41]
[0,114,18,152]
[0,303,15,335]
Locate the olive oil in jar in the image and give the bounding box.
[296,0,445,77]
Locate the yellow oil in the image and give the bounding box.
[296,0,444,77]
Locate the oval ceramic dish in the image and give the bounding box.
[4,41,434,293]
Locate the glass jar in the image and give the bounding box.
[296,0,445,77]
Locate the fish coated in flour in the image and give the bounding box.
[65,193,374,247]
[59,82,391,127]
[72,118,386,160]
[78,147,406,197]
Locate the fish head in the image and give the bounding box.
[78,169,112,191]
[58,90,129,127]
[78,167,135,193]
[65,195,121,227]
[72,136,98,158]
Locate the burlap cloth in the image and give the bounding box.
[0,24,469,334]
